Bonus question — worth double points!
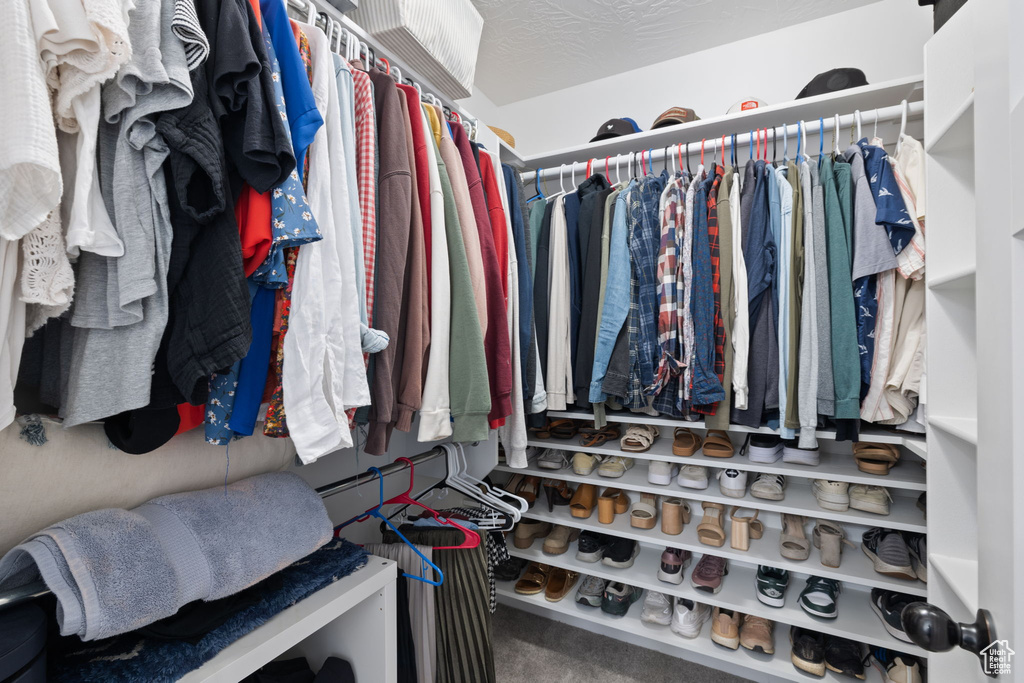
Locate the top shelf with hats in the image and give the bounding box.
[514,75,923,174]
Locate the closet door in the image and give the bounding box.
[922,0,1018,679]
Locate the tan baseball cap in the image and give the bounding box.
[651,107,700,129]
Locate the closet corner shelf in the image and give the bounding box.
[515,75,923,170]
[180,558,397,683]
[930,553,979,613]
[498,139,527,167]
[545,408,927,457]
[927,415,979,445]
[925,91,975,155]
[507,540,929,657]
[927,266,976,291]
[499,587,866,683]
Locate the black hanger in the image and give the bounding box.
[772,128,778,164]
[685,143,692,175]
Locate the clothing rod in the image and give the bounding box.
[0,447,446,611]
[520,100,924,182]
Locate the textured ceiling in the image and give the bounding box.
[471,0,881,105]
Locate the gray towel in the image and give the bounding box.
[0,472,331,641]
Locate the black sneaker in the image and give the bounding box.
[825,635,866,679]
[903,532,927,582]
[601,537,640,568]
[790,627,826,677]
[575,530,612,563]
[869,589,916,643]
[799,576,841,619]
[755,565,789,607]
[870,647,922,682]
[494,557,527,581]
[601,582,642,616]
[862,528,915,580]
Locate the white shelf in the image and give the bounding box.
[524,435,927,491]
[512,504,926,597]
[927,266,977,291]
[498,139,527,167]
[516,76,923,170]
[546,408,928,457]
[181,558,397,683]
[925,91,975,154]
[500,587,865,683]
[930,553,979,613]
[508,540,929,657]
[500,462,927,533]
[927,415,979,445]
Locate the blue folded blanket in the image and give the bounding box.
[0,472,332,641]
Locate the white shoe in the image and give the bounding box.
[641,590,673,626]
[598,456,635,478]
[747,435,783,463]
[717,469,747,498]
[648,460,679,486]
[677,465,709,489]
[782,442,820,466]
[537,449,569,470]
[750,473,786,501]
[812,480,850,511]
[572,452,603,476]
[671,598,711,639]
[850,485,892,515]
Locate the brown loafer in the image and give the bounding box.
[544,567,580,602]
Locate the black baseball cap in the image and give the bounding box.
[590,118,636,142]
[796,68,868,99]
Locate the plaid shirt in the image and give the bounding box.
[625,173,666,408]
[690,169,726,407]
[696,165,726,415]
[351,70,377,326]
[681,172,696,402]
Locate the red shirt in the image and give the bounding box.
[397,84,432,311]
[479,149,509,297]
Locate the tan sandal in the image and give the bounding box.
[598,488,630,524]
[630,493,658,529]
[661,498,690,535]
[696,502,727,547]
[620,424,660,453]
[514,562,550,594]
[672,428,702,456]
[853,442,901,475]
[813,519,856,568]
[729,507,763,551]
[701,430,735,458]
[780,514,810,561]
[569,484,597,519]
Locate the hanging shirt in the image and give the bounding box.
[774,164,794,438]
[858,138,914,256]
[690,170,725,407]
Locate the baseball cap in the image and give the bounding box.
[796,68,868,99]
[590,118,637,142]
[651,107,700,129]
[727,98,768,114]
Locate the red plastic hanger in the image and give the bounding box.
[385,457,480,550]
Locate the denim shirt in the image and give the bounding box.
[690,171,725,406]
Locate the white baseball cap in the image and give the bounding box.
[727,98,768,114]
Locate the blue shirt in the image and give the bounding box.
[858,138,913,255]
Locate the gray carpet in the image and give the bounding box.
[492,605,752,683]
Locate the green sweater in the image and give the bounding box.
[432,139,491,441]
[820,156,860,419]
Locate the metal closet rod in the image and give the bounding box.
[520,99,925,182]
[286,0,480,136]
[0,446,446,611]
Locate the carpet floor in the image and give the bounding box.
[492,605,752,683]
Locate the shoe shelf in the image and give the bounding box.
[514,505,926,597]
[499,586,854,683]
[507,539,929,658]
[546,409,928,459]
[522,435,927,491]
[496,463,928,533]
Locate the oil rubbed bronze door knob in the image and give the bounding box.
[902,603,999,678]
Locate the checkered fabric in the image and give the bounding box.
[626,174,665,407]
[352,70,377,327]
[696,165,726,415]
[690,170,726,407]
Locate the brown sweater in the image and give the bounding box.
[365,69,412,455]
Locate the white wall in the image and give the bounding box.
[472,0,932,156]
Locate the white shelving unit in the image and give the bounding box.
[492,74,937,683]
[181,558,398,683]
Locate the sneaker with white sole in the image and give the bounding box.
[747,434,783,463]
[575,530,613,563]
[717,469,747,498]
[677,464,709,489]
[648,460,679,485]
[782,440,820,466]
[850,484,892,515]
[657,547,692,584]
[671,598,711,638]
[602,582,643,616]
[536,449,569,470]
[598,455,635,478]
[572,452,603,475]
[640,590,673,625]
[812,480,850,511]
[869,589,915,642]
[575,575,608,607]
[861,528,915,580]
[904,532,927,582]
[750,473,786,500]
[601,537,640,568]
[798,576,841,619]
[755,565,790,607]
[870,647,923,683]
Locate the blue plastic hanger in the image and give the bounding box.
[818,117,824,159]
[527,168,545,203]
[749,130,754,160]
[731,134,736,168]
[796,121,803,164]
[336,466,444,586]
